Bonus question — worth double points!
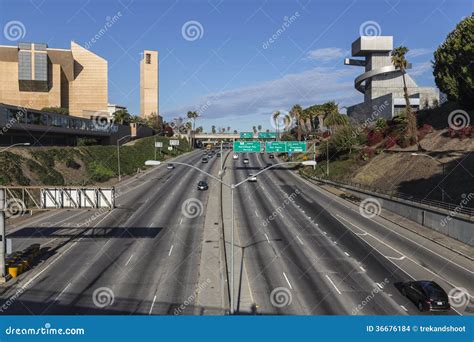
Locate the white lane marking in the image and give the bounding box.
[125,254,134,266]
[325,275,342,295]
[333,241,337,245]
[264,234,270,244]
[149,295,157,315]
[296,235,304,245]
[344,252,350,257]
[400,305,408,312]
[336,214,368,236]
[376,282,383,289]
[180,218,183,225]
[322,231,326,235]
[283,272,293,290]
[255,210,260,218]
[359,266,366,272]
[168,245,174,256]
[54,282,71,302]
[386,255,406,261]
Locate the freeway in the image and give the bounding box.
[226,152,472,315]
[0,149,223,315]
[0,148,471,316]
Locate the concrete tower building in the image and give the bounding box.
[345,36,439,122]
[140,50,159,118]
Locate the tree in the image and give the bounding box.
[252,126,257,134]
[227,126,231,132]
[113,109,132,125]
[290,104,303,141]
[145,113,162,132]
[211,125,216,134]
[391,46,422,150]
[433,15,473,109]
[42,107,69,115]
[257,125,262,132]
[233,129,238,134]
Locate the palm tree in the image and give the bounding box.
[257,124,262,132]
[252,125,257,134]
[391,46,421,150]
[211,125,216,134]
[113,109,131,125]
[233,129,238,134]
[290,104,303,141]
[272,111,280,140]
[227,126,231,132]
[283,114,292,132]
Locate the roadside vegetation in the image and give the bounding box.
[0,136,190,186]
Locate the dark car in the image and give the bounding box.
[401,281,450,312]
[202,157,208,163]
[167,163,175,169]
[197,181,208,190]
[216,152,221,157]
[268,154,275,159]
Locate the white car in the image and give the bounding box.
[233,154,239,160]
[243,158,249,164]
[248,174,257,182]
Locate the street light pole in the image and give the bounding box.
[144,158,316,314]
[0,142,30,153]
[117,135,131,182]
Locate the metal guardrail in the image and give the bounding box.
[305,175,474,218]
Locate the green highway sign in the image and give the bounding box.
[287,141,307,152]
[265,141,287,153]
[233,141,261,153]
[239,132,254,139]
[258,132,277,139]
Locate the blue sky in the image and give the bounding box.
[1,0,472,131]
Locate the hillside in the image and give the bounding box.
[0,136,190,186]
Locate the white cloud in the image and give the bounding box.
[407,48,433,58]
[304,47,347,62]
[410,61,433,76]
[163,66,359,130]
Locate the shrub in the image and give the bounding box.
[358,147,375,161]
[384,136,397,149]
[418,124,433,140]
[89,162,115,182]
[448,125,472,139]
[367,129,384,146]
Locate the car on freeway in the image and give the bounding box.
[202,157,208,163]
[167,164,175,169]
[197,180,208,190]
[233,154,239,160]
[243,158,249,164]
[400,280,451,312]
[268,154,275,159]
[248,174,257,182]
[216,152,221,157]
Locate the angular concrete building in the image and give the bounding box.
[345,36,439,122]
[140,50,159,118]
[0,41,108,119]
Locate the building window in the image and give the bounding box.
[146,53,151,64]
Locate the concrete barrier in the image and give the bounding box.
[306,176,473,246]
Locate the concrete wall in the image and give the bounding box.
[140,50,159,118]
[343,185,473,246]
